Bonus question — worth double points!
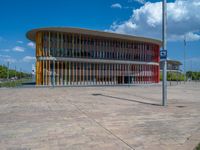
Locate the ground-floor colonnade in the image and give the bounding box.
[36,59,159,86]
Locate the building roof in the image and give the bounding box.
[26,27,162,46]
[160,59,182,65]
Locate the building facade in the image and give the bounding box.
[160,59,182,73]
[26,27,161,86]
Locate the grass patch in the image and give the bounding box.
[195,143,200,150]
[0,78,32,87]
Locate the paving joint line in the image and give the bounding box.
[67,99,135,150]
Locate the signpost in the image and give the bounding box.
[160,50,167,60]
[184,35,186,83]
[162,0,167,106]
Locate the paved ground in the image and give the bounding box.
[0,82,200,150]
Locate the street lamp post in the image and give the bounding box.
[20,68,22,79]
[184,35,186,83]
[162,0,167,106]
[7,61,10,80]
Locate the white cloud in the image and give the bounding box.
[17,40,23,44]
[0,55,16,63]
[134,0,146,4]
[22,56,36,62]
[27,42,35,49]
[185,32,200,41]
[0,54,10,58]
[108,0,200,41]
[4,58,16,63]
[111,3,122,9]
[12,46,25,52]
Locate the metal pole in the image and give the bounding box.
[15,66,16,78]
[162,0,167,106]
[7,61,9,80]
[184,35,186,83]
[129,64,131,86]
[20,68,22,79]
[14,66,16,86]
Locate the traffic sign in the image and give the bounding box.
[160,50,167,59]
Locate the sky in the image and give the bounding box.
[0,0,199,72]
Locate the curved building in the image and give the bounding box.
[26,27,161,86]
[160,59,182,72]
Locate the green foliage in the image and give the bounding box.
[195,143,200,150]
[167,72,185,81]
[186,71,200,80]
[160,72,185,81]
[0,78,32,87]
[0,65,31,79]
[0,65,7,78]
[0,65,32,87]
[160,73,162,81]
[160,71,200,81]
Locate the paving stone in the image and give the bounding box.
[0,82,199,150]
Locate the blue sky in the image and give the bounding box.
[0,0,199,72]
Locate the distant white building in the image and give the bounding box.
[160,59,182,73]
[32,64,35,75]
[32,64,36,82]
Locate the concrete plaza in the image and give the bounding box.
[0,82,200,150]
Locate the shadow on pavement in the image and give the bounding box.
[92,93,161,106]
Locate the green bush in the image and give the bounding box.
[0,78,32,87]
[0,65,31,79]
[186,71,200,80]
[195,143,200,150]
[160,72,185,81]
